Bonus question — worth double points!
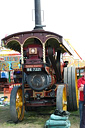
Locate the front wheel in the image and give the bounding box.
[56,84,67,111]
[10,86,25,123]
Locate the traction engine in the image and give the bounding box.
[1,0,79,123]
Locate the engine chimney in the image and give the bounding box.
[34,0,45,30]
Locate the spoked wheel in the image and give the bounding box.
[56,84,67,111]
[10,86,25,123]
[64,66,79,111]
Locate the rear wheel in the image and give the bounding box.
[56,84,67,111]
[10,86,25,123]
[64,66,79,111]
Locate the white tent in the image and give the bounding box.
[0,46,20,56]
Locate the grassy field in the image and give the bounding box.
[0,106,80,128]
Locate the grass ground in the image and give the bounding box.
[0,106,80,128]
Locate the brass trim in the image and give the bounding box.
[44,37,61,45]
[46,35,56,37]
[43,43,46,63]
[13,36,19,39]
[23,36,43,45]
[6,39,21,46]
[21,44,24,64]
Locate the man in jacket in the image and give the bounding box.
[78,69,85,127]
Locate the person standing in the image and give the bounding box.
[78,69,85,127]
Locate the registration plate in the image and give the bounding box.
[27,68,41,71]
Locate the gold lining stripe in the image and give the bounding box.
[13,36,19,39]
[60,44,68,53]
[23,36,43,45]
[6,39,21,46]
[46,35,56,37]
[44,37,61,44]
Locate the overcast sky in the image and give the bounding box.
[0,0,85,59]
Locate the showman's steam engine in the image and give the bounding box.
[1,0,78,123]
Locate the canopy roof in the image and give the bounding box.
[2,30,72,55]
